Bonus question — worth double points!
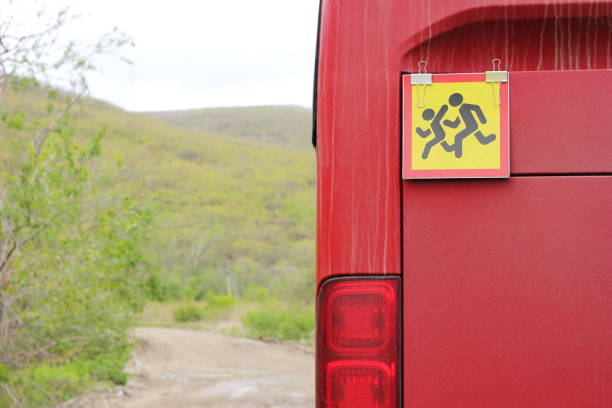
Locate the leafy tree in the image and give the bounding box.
[0,3,145,406]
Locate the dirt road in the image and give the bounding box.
[63,327,314,408]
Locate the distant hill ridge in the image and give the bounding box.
[145,105,313,150]
[2,86,316,304]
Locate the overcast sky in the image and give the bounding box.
[22,0,320,111]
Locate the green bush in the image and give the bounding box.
[0,364,9,383]
[173,304,204,322]
[107,369,129,386]
[85,347,132,386]
[145,274,167,301]
[164,279,187,301]
[205,292,235,308]
[0,347,131,407]
[243,286,270,302]
[4,110,26,129]
[242,308,314,341]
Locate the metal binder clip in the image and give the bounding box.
[412,61,432,108]
[486,59,508,83]
[486,59,507,106]
[412,61,432,84]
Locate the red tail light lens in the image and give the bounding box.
[317,277,401,408]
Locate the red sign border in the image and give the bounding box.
[402,73,510,179]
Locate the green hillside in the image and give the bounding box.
[145,105,313,149]
[0,83,316,406]
[2,87,316,302]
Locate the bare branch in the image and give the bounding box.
[0,240,16,281]
[0,383,24,408]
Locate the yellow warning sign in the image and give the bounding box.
[402,73,509,179]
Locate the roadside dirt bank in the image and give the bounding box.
[61,327,314,408]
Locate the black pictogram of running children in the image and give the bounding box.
[416,92,496,159]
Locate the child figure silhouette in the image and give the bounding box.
[415,105,454,159]
[443,93,497,158]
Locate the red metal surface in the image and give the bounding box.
[402,14,612,73]
[316,1,612,406]
[316,0,403,280]
[402,176,612,407]
[315,0,612,281]
[510,70,612,174]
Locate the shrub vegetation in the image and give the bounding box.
[242,307,314,341]
[173,305,205,322]
[0,3,315,406]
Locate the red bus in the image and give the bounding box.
[313,1,612,407]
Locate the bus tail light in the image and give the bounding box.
[317,277,401,407]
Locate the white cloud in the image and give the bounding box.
[84,0,319,110]
[11,0,320,110]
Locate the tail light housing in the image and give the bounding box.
[317,276,401,408]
